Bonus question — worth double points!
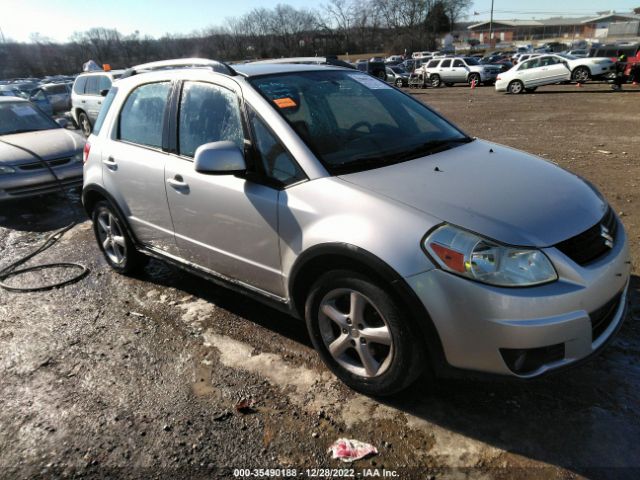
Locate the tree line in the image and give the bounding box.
[0,0,471,78]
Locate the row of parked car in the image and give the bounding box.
[0,76,75,117]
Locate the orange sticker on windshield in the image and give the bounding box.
[274,97,297,108]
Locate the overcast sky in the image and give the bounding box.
[1,0,637,43]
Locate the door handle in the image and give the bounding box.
[98,101,102,105]
[167,175,189,191]
[81,100,86,104]
[102,156,118,170]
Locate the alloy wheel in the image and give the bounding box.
[318,288,394,378]
[96,211,127,265]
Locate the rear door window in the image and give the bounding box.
[85,76,99,95]
[119,82,171,149]
[440,59,451,68]
[93,87,118,136]
[453,59,464,67]
[74,77,87,94]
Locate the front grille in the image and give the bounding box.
[17,157,71,171]
[5,176,82,196]
[590,292,623,341]
[555,207,617,266]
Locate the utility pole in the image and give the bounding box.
[0,26,5,43]
[488,0,494,47]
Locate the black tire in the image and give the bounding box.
[525,87,537,93]
[78,111,92,137]
[305,270,427,396]
[430,74,441,88]
[395,78,404,88]
[572,66,590,83]
[468,73,481,86]
[508,80,524,94]
[92,200,147,274]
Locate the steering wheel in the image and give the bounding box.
[348,121,373,136]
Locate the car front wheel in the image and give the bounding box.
[572,66,591,83]
[430,74,441,87]
[395,78,404,88]
[305,270,426,396]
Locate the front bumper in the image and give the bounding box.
[406,220,631,377]
[480,70,500,82]
[0,162,83,200]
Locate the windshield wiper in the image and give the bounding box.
[331,137,473,175]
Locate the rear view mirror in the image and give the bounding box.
[194,141,246,175]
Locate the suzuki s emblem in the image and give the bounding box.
[601,225,614,248]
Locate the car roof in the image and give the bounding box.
[234,63,344,77]
[77,70,125,77]
[0,96,28,103]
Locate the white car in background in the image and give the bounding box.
[496,54,615,93]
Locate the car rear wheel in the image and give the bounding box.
[508,80,524,94]
[92,201,147,274]
[78,112,92,137]
[305,270,426,396]
[572,66,590,83]
[430,74,441,87]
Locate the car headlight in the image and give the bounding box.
[423,224,557,287]
[0,165,17,175]
[72,151,83,163]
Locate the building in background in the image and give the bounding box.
[467,13,640,44]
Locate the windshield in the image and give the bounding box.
[390,66,404,73]
[250,70,470,175]
[0,101,59,135]
[463,57,480,65]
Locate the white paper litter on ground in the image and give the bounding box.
[328,438,378,462]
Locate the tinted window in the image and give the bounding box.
[178,81,244,158]
[45,84,68,94]
[85,76,99,95]
[453,59,464,67]
[98,76,112,92]
[250,70,468,175]
[463,57,479,65]
[119,82,170,148]
[440,59,451,68]
[74,76,87,94]
[247,107,305,187]
[93,87,118,136]
[540,57,559,66]
[427,60,439,68]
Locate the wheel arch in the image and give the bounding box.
[82,184,139,244]
[288,243,447,373]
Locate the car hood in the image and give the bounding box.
[0,128,85,165]
[338,140,607,247]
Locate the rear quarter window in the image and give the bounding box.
[73,77,87,94]
[92,87,118,136]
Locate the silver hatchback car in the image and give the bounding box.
[82,59,630,395]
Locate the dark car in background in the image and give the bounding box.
[355,59,386,79]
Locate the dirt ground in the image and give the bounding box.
[0,82,639,480]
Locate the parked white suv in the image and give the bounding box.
[71,70,123,137]
[418,57,501,87]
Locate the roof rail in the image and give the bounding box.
[120,58,237,79]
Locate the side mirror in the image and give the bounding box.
[194,141,246,175]
[55,118,69,128]
[100,89,109,97]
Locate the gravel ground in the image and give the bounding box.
[0,82,639,480]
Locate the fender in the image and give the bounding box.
[288,242,447,373]
[81,183,140,244]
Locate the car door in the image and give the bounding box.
[451,59,468,82]
[516,58,543,86]
[542,56,572,83]
[101,81,178,253]
[438,59,453,81]
[163,80,288,296]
